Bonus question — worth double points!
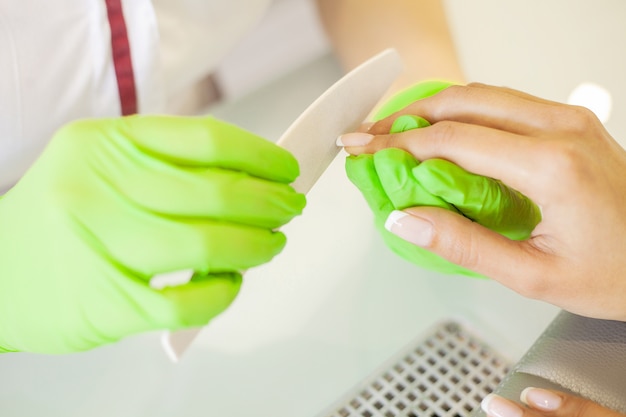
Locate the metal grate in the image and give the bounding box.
[321,321,511,417]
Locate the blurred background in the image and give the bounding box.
[1,1,625,416]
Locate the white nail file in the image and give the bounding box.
[151,48,403,362]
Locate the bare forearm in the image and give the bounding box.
[316,0,465,93]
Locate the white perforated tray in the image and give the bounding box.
[318,320,511,417]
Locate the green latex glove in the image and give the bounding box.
[374,80,455,120]
[345,81,541,276]
[0,115,306,353]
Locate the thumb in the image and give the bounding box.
[384,206,543,283]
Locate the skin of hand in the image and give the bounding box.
[315,0,465,103]
[482,387,626,417]
[343,81,541,277]
[339,83,626,321]
[0,115,305,353]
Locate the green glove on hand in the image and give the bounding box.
[345,81,541,276]
[0,116,306,353]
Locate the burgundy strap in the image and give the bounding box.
[104,0,138,115]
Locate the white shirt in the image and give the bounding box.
[0,0,273,193]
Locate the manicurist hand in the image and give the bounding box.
[339,83,626,321]
[0,116,305,353]
[482,387,626,417]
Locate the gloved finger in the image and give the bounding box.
[74,116,301,183]
[373,80,454,121]
[82,272,242,344]
[76,202,289,277]
[354,149,479,277]
[101,154,306,229]
[345,154,395,214]
[381,97,541,240]
[414,159,541,240]
[159,272,243,328]
[389,115,431,132]
[372,148,457,212]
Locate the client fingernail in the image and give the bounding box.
[481,394,523,417]
[521,387,562,411]
[384,210,433,247]
[336,132,374,147]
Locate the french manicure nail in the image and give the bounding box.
[384,210,433,247]
[336,132,374,147]
[521,387,562,411]
[481,394,523,417]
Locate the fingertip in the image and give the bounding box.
[384,210,434,247]
[336,132,374,147]
[519,387,532,406]
[293,191,307,214]
[267,230,290,261]
[384,210,408,232]
[481,393,524,417]
[344,153,377,188]
[283,151,301,183]
[367,117,396,135]
[520,387,562,411]
[160,271,243,327]
[481,393,497,415]
[200,273,242,317]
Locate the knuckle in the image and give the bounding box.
[425,84,470,119]
[553,104,600,134]
[429,120,462,149]
[568,105,600,130]
[465,81,487,89]
[434,84,468,106]
[386,131,408,149]
[53,119,109,156]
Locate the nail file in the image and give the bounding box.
[152,48,403,362]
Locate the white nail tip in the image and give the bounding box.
[481,393,496,414]
[385,210,408,232]
[520,387,532,405]
[335,136,345,147]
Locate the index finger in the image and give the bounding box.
[368,83,562,137]
[345,121,543,200]
[118,115,300,183]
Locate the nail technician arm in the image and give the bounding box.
[482,388,626,417]
[315,0,465,98]
[341,83,626,321]
[0,116,305,354]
